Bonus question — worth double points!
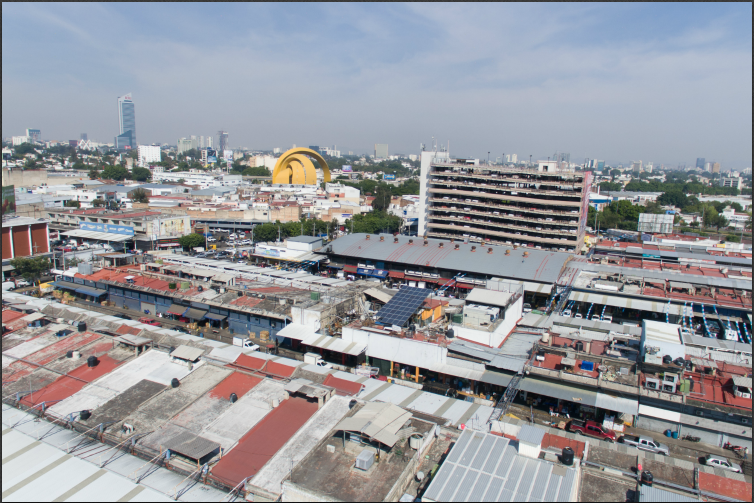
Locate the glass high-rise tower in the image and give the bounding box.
[116,94,136,150]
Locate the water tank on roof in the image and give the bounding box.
[79,410,91,421]
[561,447,574,466]
[171,378,180,388]
[662,355,672,364]
[446,328,455,339]
[78,321,86,332]
[87,356,98,368]
[349,399,358,409]
[229,393,238,403]
[641,470,653,486]
[66,350,73,359]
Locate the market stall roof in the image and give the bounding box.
[276,323,316,341]
[60,229,131,242]
[170,345,204,361]
[113,334,153,347]
[363,288,395,304]
[52,280,80,291]
[204,312,227,321]
[75,285,107,297]
[465,288,514,308]
[184,308,207,320]
[22,312,46,322]
[210,273,234,282]
[167,304,188,316]
[301,333,366,356]
[569,291,682,315]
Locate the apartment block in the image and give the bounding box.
[419,153,592,252]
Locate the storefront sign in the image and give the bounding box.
[80,222,134,236]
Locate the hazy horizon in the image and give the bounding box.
[2,3,752,168]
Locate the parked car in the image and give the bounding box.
[15,279,31,288]
[116,314,131,320]
[2,281,16,291]
[138,317,162,327]
[619,435,669,455]
[567,420,617,442]
[562,308,572,317]
[522,303,532,314]
[703,455,742,473]
[207,236,217,243]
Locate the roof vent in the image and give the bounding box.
[454,244,460,250]
[380,235,384,242]
[505,249,511,256]
[450,238,455,243]
[487,247,493,254]
[523,251,529,258]
[366,235,370,240]
[423,240,428,246]
[471,246,476,252]
[394,237,399,243]
[439,243,444,248]
[409,239,414,245]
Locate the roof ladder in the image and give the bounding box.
[437,273,465,296]
[488,372,523,424]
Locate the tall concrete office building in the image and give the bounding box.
[696,158,705,170]
[115,94,136,150]
[418,151,591,253]
[374,144,388,159]
[218,131,228,152]
[25,129,41,143]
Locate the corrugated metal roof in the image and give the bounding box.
[329,233,569,284]
[569,291,682,315]
[170,344,204,361]
[465,288,513,308]
[732,376,752,388]
[519,378,598,406]
[363,287,394,304]
[517,424,546,446]
[163,431,220,460]
[639,484,699,502]
[333,402,412,447]
[422,429,577,503]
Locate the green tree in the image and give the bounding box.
[13,143,36,156]
[92,198,105,207]
[101,165,129,181]
[242,166,271,177]
[131,188,150,204]
[712,213,728,232]
[65,200,81,208]
[599,181,622,192]
[130,167,152,182]
[658,191,687,208]
[372,185,392,211]
[610,169,621,180]
[9,256,52,285]
[89,167,100,180]
[178,233,205,250]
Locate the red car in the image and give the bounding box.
[567,419,617,442]
[138,317,162,327]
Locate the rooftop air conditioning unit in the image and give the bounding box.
[645,378,660,390]
[664,373,679,385]
[662,382,677,393]
[695,410,704,417]
[355,449,375,471]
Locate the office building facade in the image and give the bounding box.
[115,94,136,150]
[218,131,228,152]
[696,158,705,170]
[25,129,41,143]
[137,145,162,168]
[374,144,388,159]
[419,152,591,253]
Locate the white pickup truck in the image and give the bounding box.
[619,435,669,455]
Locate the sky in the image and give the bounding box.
[2,3,752,168]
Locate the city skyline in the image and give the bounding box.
[2,3,752,167]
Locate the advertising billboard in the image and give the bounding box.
[223,149,234,160]
[383,174,396,180]
[80,222,134,236]
[207,149,217,164]
[2,185,16,216]
[341,165,352,173]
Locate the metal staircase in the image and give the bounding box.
[437,273,466,296]
[552,285,573,315]
[489,372,523,423]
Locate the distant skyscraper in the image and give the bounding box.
[206,136,213,148]
[25,129,41,143]
[711,162,721,174]
[218,131,228,151]
[695,158,705,170]
[80,133,88,141]
[374,144,388,159]
[631,161,643,173]
[115,94,136,150]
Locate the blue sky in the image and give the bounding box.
[2,3,751,167]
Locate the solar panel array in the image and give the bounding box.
[377,286,430,327]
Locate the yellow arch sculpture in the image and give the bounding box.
[272,148,331,185]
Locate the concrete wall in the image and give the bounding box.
[2,169,92,188]
[291,306,323,328]
[635,415,752,450]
